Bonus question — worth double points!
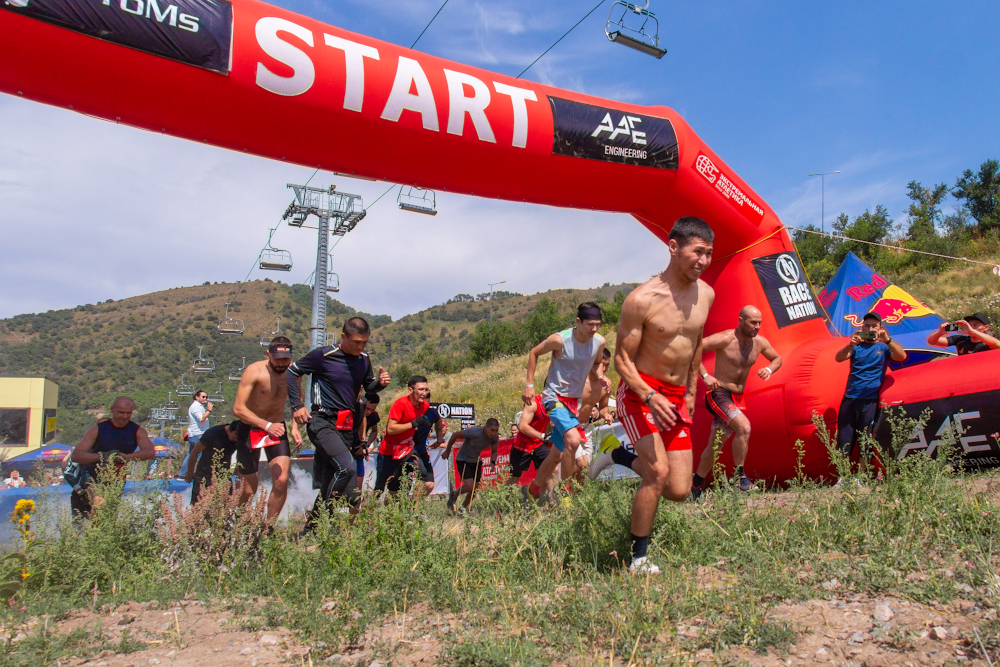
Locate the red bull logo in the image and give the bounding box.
[843,285,934,326]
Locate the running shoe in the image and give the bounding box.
[689,483,706,502]
[628,557,661,575]
[520,485,539,504]
[738,475,758,493]
[588,449,615,481]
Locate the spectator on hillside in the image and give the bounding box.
[834,312,907,480]
[926,312,999,355]
[3,470,26,488]
[178,389,213,478]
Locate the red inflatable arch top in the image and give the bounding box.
[2,0,998,481]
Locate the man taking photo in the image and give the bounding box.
[925,312,999,355]
[834,312,907,479]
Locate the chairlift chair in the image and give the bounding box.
[228,357,247,382]
[175,374,194,397]
[164,391,179,411]
[397,186,438,216]
[260,248,293,271]
[260,318,280,348]
[327,272,340,293]
[217,302,245,336]
[207,383,226,404]
[192,346,216,373]
[605,0,667,59]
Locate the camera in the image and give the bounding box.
[944,323,959,332]
[858,330,877,342]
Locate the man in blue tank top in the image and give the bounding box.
[520,302,608,503]
[70,396,156,518]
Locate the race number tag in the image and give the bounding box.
[249,429,279,450]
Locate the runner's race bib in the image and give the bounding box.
[249,428,280,449]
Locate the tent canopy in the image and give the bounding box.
[818,252,954,365]
[1,443,73,470]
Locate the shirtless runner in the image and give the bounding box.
[691,305,782,500]
[612,217,716,574]
[233,336,302,523]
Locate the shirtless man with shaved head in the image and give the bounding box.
[691,305,782,500]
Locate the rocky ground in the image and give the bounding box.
[9,589,997,666]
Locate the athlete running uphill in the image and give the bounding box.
[233,337,302,523]
[613,217,715,574]
[691,305,782,500]
[521,302,608,503]
[288,318,390,532]
[443,418,500,514]
[377,376,443,500]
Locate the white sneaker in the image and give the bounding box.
[588,449,615,481]
[628,557,661,575]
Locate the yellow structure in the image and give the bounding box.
[0,378,59,454]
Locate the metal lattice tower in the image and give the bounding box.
[282,184,366,350]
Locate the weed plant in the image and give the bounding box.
[2,415,998,666]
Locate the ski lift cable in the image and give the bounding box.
[516,0,608,79]
[411,0,451,49]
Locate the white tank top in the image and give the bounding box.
[541,329,605,404]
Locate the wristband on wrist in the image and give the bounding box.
[701,371,709,379]
[265,422,272,431]
[643,391,656,406]
[525,383,534,388]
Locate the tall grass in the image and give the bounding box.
[3,407,998,665]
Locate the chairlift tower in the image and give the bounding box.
[282,183,366,350]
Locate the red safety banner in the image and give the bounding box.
[451,438,519,489]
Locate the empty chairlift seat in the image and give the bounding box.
[228,357,246,382]
[192,346,215,374]
[207,383,226,404]
[397,187,437,216]
[217,302,245,336]
[260,248,293,271]
[260,318,281,348]
[605,1,667,59]
[175,374,194,397]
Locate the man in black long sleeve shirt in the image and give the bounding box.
[287,317,390,529]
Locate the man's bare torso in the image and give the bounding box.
[711,331,767,394]
[630,276,714,385]
[243,360,288,423]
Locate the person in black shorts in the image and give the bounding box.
[289,318,390,532]
[442,418,500,514]
[185,421,240,504]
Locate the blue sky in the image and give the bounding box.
[1,0,997,319]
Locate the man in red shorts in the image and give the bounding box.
[377,375,442,499]
[611,217,716,574]
[692,305,782,499]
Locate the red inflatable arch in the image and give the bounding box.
[2,0,998,481]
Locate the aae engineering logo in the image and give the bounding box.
[591,113,647,145]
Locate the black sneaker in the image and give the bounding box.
[690,483,706,502]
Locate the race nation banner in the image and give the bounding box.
[752,251,822,328]
[1,0,232,73]
[549,97,679,170]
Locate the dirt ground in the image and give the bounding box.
[8,589,997,666]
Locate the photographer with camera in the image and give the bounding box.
[926,312,999,355]
[833,312,907,476]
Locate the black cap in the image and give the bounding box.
[267,342,293,358]
[862,311,882,323]
[964,312,991,326]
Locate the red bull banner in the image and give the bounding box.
[819,251,952,361]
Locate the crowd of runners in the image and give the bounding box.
[68,216,802,573]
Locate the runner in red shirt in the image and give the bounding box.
[376,375,442,498]
[506,395,552,487]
